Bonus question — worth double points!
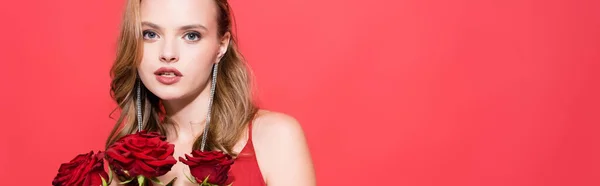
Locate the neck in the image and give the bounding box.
[162,81,212,140]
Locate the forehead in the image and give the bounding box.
[140,0,218,28]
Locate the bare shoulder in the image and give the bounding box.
[252,110,305,139]
[251,110,316,186]
[251,110,309,155]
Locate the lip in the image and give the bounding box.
[154,67,182,85]
[154,67,183,76]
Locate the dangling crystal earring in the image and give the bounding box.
[136,78,143,132]
[200,63,218,151]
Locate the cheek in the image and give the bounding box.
[138,44,161,86]
[183,42,219,63]
[180,45,218,79]
[140,43,160,68]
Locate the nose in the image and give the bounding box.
[160,55,178,63]
[160,40,179,63]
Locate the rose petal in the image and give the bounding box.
[105,131,177,179]
[146,157,177,167]
[158,144,175,159]
[106,149,134,164]
[131,151,159,160]
[52,151,107,186]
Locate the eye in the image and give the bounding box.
[184,32,201,41]
[143,30,159,40]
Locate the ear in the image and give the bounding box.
[217,32,231,63]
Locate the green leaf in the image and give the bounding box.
[149,177,164,185]
[101,176,108,186]
[202,174,210,184]
[119,178,134,184]
[137,175,145,186]
[183,170,196,184]
[108,166,114,184]
[201,175,210,185]
[165,177,177,186]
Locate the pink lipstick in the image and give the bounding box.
[154,67,182,85]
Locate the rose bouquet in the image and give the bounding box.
[52,130,177,186]
[53,130,235,186]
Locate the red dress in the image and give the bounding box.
[229,121,267,186]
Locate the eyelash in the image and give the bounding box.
[184,32,201,41]
[142,30,159,40]
[142,30,202,42]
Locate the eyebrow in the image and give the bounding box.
[141,21,208,31]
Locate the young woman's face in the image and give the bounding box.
[138,0,228,101]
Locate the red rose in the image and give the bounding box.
[105,130,177,179]
[52,151,108,186]
[179,150,235,185]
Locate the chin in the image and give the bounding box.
[147,85,188,101]
[155,94,186,101]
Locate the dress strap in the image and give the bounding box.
[237,116,256,157]
[239,112,259,156]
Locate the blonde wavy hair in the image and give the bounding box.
[105,0,257,155]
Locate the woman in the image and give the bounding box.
[106,0,315,185]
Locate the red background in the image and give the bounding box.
[1,0,599,185]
